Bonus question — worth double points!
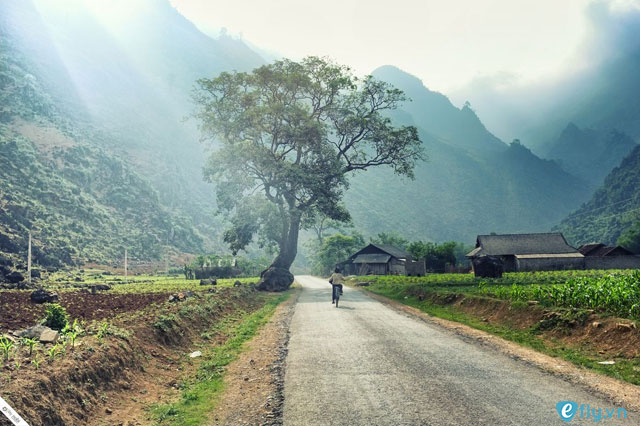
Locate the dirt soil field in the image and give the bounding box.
[0,286,270,426]
[0,291,169,331]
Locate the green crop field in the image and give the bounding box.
[353,269,640,319]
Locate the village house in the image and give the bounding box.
[578,243,634,257]
[466,233,584,273]
[338,243,426,276]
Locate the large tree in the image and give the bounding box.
[193,57,424,290]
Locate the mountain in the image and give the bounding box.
[0,1,602,266]
[557,145,640,247]
[343,66,591,243]
[545,123,637,186]
[0,0,264,265]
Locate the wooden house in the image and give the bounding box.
[338,243,425,276]
[466,233,584,272]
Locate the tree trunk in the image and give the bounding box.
[257,211,300,291]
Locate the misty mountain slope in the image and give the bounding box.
[546,123,637,186]
[558,144,640,246]
[345,67,590,242]
[372,66,505,154]
[0,0,269,264]
[0,37,203,265]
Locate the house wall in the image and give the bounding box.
[584,256,640,270]
[516,257,584,272]
[354,263,388,275]
[389,258,406,275]
[406,260,426,276]
[500,255,517,272]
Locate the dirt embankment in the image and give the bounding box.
[0,286,271,426]
[417,291,640,359]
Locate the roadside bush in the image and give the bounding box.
[43,303,69,331]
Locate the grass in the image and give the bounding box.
[361,279,640,386]
[41,271,257,294]
[150,291,291,425]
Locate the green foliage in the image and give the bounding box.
[371,232,410,250]
[20,337,38,356]
[559,145,640,246]
[193,57,424,270]
[0,336,14,362]
[43,303,69,331]
[359,269,640,320]
[617,218,640,254]
[313,233,365,275]
[407,241,461,272]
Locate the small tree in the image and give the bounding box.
[194,57,424,290]
[371,232,410,250]
[313,233,365,276]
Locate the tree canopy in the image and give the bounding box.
[193,57,424,290]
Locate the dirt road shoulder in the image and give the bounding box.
[211,288,299,425]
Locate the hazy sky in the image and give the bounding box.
[170,0,599,93]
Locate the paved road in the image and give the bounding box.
[283,276,632,425]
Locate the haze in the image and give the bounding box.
[171,0,592,93]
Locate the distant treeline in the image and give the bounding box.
[309,231,472,276]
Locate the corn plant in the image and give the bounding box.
[20,337,38,356]
[47,344,59,362]
[31,354,41,370]
[0,337,14,362]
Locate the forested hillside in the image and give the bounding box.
[345,66,590,243]
[0,0,264,266]
[0,24,203,266]
[558,145,640,248]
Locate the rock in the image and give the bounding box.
[31,269,41,279]
[5,271,25,283]
[597,360,615,365]
[472,256,504,278]
[356,282,370,287]
[199,279,217,286]
[177,292,185,301]
[105,408,113,415]
[39,329,59,344]
[616,322,636,332]
[30,289,59,304]
[74,276,83,282]
[591,321,602,328]
[17,325,50,339]
[526,300,539,306]
[234,280,242,287]
[256,267,293,292]
[90,284,111,293]
[189,351,202,358]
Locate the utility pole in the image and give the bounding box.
[27,231,32,285]
[124,248,128,283]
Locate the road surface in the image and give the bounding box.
[283,276,632,425]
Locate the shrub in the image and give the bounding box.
[43,303,69,331]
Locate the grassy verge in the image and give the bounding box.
[363,285,640,386]
[151,291,291,425]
